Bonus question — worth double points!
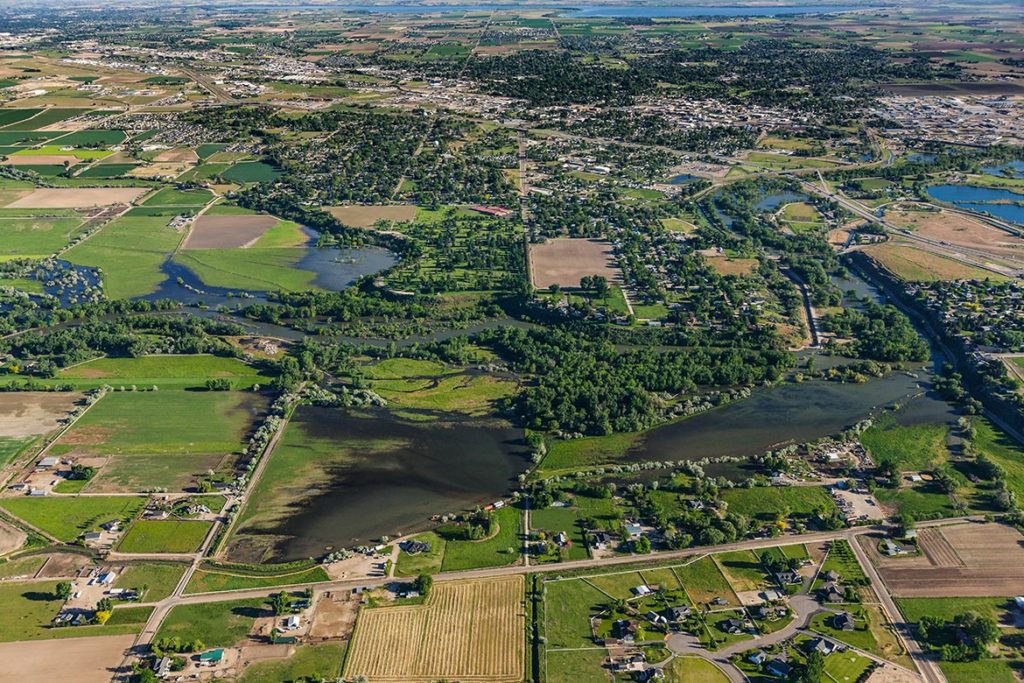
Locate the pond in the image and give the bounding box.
[981,160,1024,179]
[622,371,955,464]
[667,173,698,185]
[244,407,529,561]
[754,191,808,212]
[926,184,1024,225]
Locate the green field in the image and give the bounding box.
[720,485,836,521]
[155,598,269,649]
[394,531,445,576]
[439,505,522,571]
[545,647,608,683]
[114,562,188,601]
[142,187,214,207]
[0,436,33,469]
[675,556,739,606]
[64,215,184,299]
[543,577,609,648]
[860,416,949,472]
[172,248,319,293]
[184,566,328,594]
[0,555,46,579]
[58,355,272,390]
[0,580,142,641]
[716,550,770,592]
[358,358,517,417]
[539,431,641,475]
[238,643,345,683]
[664,656,731,682]
[117,520,213,554]
[972,418,1024,500]
[0,496,145,542]
[0,216,87,260]
[222,162,281,183]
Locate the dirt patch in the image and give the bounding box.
[37,552,91,578]
[0,634,134,683]
[183,214,279,249]
[153,148,199,163]
[0,392,80,438]
[54,425,112,447]
[128,162,193,179]
[885,208,1024,263]
[864,663,922,683]
[860,242,1002,282]
[309,591,359,640]
[0,518,26,555]
[326,204,417,229]
[705,254,759,277]
[529,238,620,289]
[5,188,146,209]
[867,522,1024,597]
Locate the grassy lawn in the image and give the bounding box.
[106,606,154,626]
[810,605,908,665]
[875,484,956,520]
[664,655,731,682]
[0,495,145,542]
[172,248,319,293]
[114,563,188,602]
[675,556,739,607]
[539,431,641,475]
[585,571,645,602]
[545,647,608,683]
[58,355,272,390]
[440,505,522,572]
[860,416,949,471]
[184,566,328,594]
[0,555,46,579]
[0,580,142,641]
[52,390,263,457]
[64,215,184,299]
[824,649,874,683]
[142,187,213,207]
[238,643,345,683]
[543,578,608,648]
[819,540,867,585]
[716,550,770,592]
[720,485,835,522]
[394,531,445,576]
[117,520,213,554]
[155,598,269,648]
[530,506,589,561]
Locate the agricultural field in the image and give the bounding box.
[116,520,213,554]
[326,204,417,228]
[57,355,272,390]
[344,576,525,682]
[859,416,950,472]
[155,597,269,648]
[4,187,147,209]
[113,562,188,602]
[0,215,88,259]
[0,392,80,439]
[0,495,145,542]
[529,238,620,290]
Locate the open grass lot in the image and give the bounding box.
[64,215,183,298]
[326,204,417,228]
[440,505,522,571]
[0,495,145,542]
[675,556,739,607]
[543,577,607,648]
[810,603,909,666]
[395,531,445,576]
[0,215,87,259]
[538,431,640,475]
[344,576,524,683]
[584,570,645,601]
[58,354,272,390]
[529,505,589,561]
[972,418,1024,499]
[720,485,836,522]
[359,358,517,417]
[861,242,1004,282]
[0,580,143,641]
[238,643,345,683]
[184,565,328,594]
[860,416,949,471]
[141,186,213,207]
[113,562,188,602]
[155,598,269,648]
[715,550,770,592]
[0,436,33,468]
[664,656,731,682]
[0,554,46,579]
[545,647,608,683]
[52,390,262,457]
[824,650,874,683]
[117,520,213,554]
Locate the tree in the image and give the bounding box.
[414,574,433,596]
[56,581,72,600]
[958,611,999,647]
[633,536,652,554]
[269,591,291,616]
[801,650,825,683]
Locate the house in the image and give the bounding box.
[611,655,646,673]
[775,570,800,585]
[102,520,121,532]
[748,650,768,666]
[806,637,838,655]
[632,585,652,597]
[198,649,224,665]
[820,582,845,603]
[83,532,103,542]
[613,619,638,640]
[719,618,744,634]
[664,605,691,623]
[155,656,173,678]
[711,597,728,606]
[554,531,570,547]
[760,589,784,602]
[823,570,840,583]
[282,615,300,630]
[646,610,667,625]
[766,658,791,678]
[624,523,644,539]
[833,612,856,631]
[38,456,59,468]
[589,531,613,550]
[638,669,664,682]
[401,540,431,555]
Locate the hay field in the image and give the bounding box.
[0,392,80,438]
[344,576,525,682]
[529,238,619,289]
[326,204,417,228]
[868,522,1024,596]
[4,187,146,208]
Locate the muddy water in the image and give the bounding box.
[259,407,529,560]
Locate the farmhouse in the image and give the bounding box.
[833,612,856,631]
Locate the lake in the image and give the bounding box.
[981,160,1024,179]
[926,184,1024,225]
[755,191,808,212]
[247,407,529,560]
